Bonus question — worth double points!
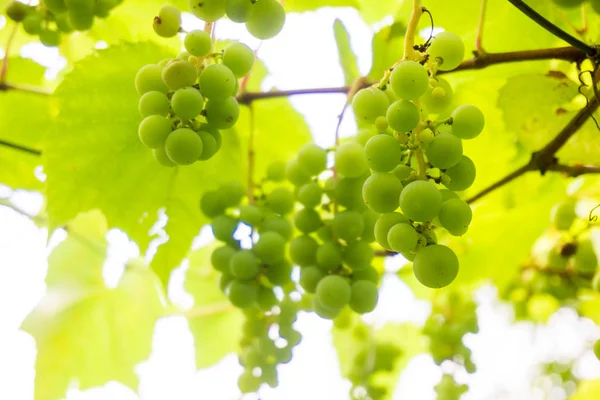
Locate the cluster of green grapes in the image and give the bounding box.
[423,291,478,373]
[552,0,600,15]
[281,143,381,319]
[504,198,599,321]
[434,374,468,400]
[5,0,122,46]
[348,31,483,289]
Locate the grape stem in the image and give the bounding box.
[475,0,488,54]
[403,0,423,61]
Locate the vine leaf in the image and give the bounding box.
[21,210,166,400]
[333,19,360,86]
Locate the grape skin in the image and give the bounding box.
[413,244,459,288]
[362,172,403,213]
[422,78,453,113]
[294,208,322,233]
[349,280,378,314]
[254,231,286,265]
[153,146,176,167]
[428,31,465,71]
[184,30,212,56]
[300,266,325,293]
[136,64,168,95]
[352,87,389,123]
[387,100,420,132]
[297,182,323,208]
[390,60,429,100]
[138,115,172,149]
[550,200,577,231]
[285,158,312,186]
[266,161,287,182]
[316,275,351,310]
[387,223,418,253]
[211,214,239,242]
[139,91,170,117]
[227,0,253,22]
[574,238,598,273]
[297,143,327,176]
[335,142,368,178]
[444,155,476,191]
[332,210,365,242]
[223,42,255,78]
[189,0,227,22]
[245,0,286,40]
[289,235,318,266]
[451,105,485,139]
[199,64,236,100]
[399,180,443,222]
[374,212,409,250]
[162,60,198,91]
[228,280,258,308]
[265,188,295,215]
[316,241,343,270]
[439,199,472,236]
[153,4,181,38]
[313,296,341,320]
[165,128,204,165]
[365,134,401,172]
[201,190,226,218]
[425,133,463,169]
[344,240,374,269]
[197,131,218,160]
[171,87,204,120]
[230,250,260,280]
[205,97,240,129]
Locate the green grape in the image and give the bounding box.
[227,0,253,22]
[439,199,472,236]
[6,1,32,21]
[419,128,435,148]
[335,176,367,209]
[266,161,286,182]
[574,238,598,273]
[316,275,351,310]
[551,0,585,8]
[200,190,226,218]
[375,116,388,131]
[280,326,302,346]
[199,64,236,100]
[390,60,429,100]
[197,131,218,160]
[39,29,61,47]
[276,346,293,364]
[153,4,181,38]
[165,128,203,165]
[300,266,325,293]
[184,30,212,56]
[362,172,403,213]
[399,180,442,222]
[316,241,343,271]
[386,100,420,133]
[591,0,600,14]
[352,87,390,123]
[171,87,204,120]
[262,217,293,240]
[265,260,292,285]
[228,280,258,308]
[139,91,170,117]
[238,370,261,393]
[230,250,260,280]
[428,31,465,71]
[375,212,409,249]
[594,339,600,361]
[335,142,368,178]
[254,231,286,265]
[219,273,234,292]
[223,42,255,78]
[211,214,239,242]
[138,115,172,149]
[352,265,380,284]
[177,51,191,60]
[285,158,312,186]
[547,247,568,270]
[135,64,168,95]
[393,164,413,180]
[440,189,459,203]
[258,287,278,311]
[217,181,246,208]
[361,210,379,243]
[153,146,176,167]
[425,133,463,169]
[68,7,95,32]
[422,78,453,113]
[349,280,378,314]
[289,235,318,266]
[451,105,484,139]
[23,13,42,35]
[205,97,240,129]
[317,224,334,242]
[265,188,295,215]
[313,296,341,319]
[344,240,374,269]
[294,208,322,233]
[332,210,365,242]
[443,155,476,191]
[297,182,322,208]
[364,134,402,172]
[356,127,377,146]
[189,0,226,21]
[162,60,197,91]
[387,223,418,253]
[413,244,459,288]
[551,199,577,231]
[94,0,120,17]
[239,205,264,227]
[245,0,286,40]
[401,251,415,261]
[297,143,327,176]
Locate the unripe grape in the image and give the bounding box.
[313,296,341,319]
[266,161,287,182]
[362,172,403,213]
[184,30,212,56]
[422,78,453,113]
[228,280,258,308]
[189,0,227,21]
[171,87,204,120]
[94,0,120,18]
[227,0,253,22]
[197,131,218,160]
[591,0,600,14]
[217,181,246,208]
[300,266,325,293]
[316,241,343,270]
[335,142,368,178]
[444,155,476,191]
[265,187,295,215]
[162,60,198,91]
[451,105,485,139]
[425,133,463,169]
[223,42,255,78]
[212,214,239,242]
[238,370,260,393]
[365,134,402,172]
[352,265,380,284]
[265,260,292,285]
[413,244,459,288]
[262,217,293,240]
[199,64,236,100]
[200,190,226,218]
[551,200,577,231]
[289,235,318,266]
[387,223,418,253]
[6,1,32,22]
[375,116,388,131]
[335,176,367,209]
[387,100,420,132]
[332,210,365,242]
[574,238,598,273]
[22,13,42,35]
[344,240,374,269]
[39,29,61,47]
[254,231,286,265]
[361,210,379,243]
[349,280,378,314]
[230,250,260,280]
[297,143,327,176]
[439,199,472,236]
[399,180,442,222]
[428,31,465,71]
[375,212,409,250]
[211,245,236,272]
[165,128,203,165]
[285,158,312,186]
[316,275,351,310]
[69,7,95,31]
[153,146,176,167]
[352,87,389,123]
[205,97,240,129]
[136,64,168,95]
[153,4,181,38]
[393,164,413,180]
[390,60,429,100]
[297,182,323,208]
[245,0,286,40]
[356,127,377,146]
[139,91,170,117]
[138,115,172,148]
[294,208,322,233]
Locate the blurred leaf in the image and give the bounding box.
[333,19,360,85]
[368,21,406,81]
[571,379,600,400]
[284,0,359,12]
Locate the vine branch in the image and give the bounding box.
[475,0,488,54]
[0,139,42,156]
[248,103,256,205]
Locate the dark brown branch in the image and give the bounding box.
[545,163,600,177]
[0,139,42,156]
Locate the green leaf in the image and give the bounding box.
[184,245,243,369]
[368,21,406,81]
[21,210,166,400]
[0,58,50,190]
[284,0,359,12]
[571,379,600,400]
[333,19,360,86]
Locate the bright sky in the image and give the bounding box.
[1,5,600,400]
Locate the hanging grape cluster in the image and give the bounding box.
[348,30,484,289]
[434,374,468,400]
[135,1,285,167]
[283,143,381,320]
[5,0,123,47]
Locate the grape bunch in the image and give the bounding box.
[434,374,468,400]
[283,143,381,320]
[423,291,478,374]
[349,30,484,289]
[5,0,123,47]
